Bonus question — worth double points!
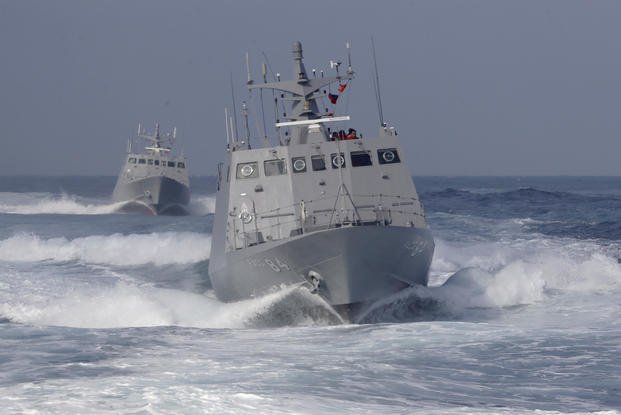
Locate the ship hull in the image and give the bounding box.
[209,226,434,321]
[112,175,190,215]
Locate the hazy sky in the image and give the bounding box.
[1,0,620,176]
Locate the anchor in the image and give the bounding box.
[305,270,322,294]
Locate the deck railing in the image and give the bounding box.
[228,192,425,250]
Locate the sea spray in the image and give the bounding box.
[0,232,211,265]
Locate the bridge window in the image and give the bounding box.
[236,162,259,179]
[154,160,160,166]
[138,158,146,164]
[148,159,153,165]
[177,162,185,168]
[331,153,346,169]
[128,157,137,164]
[167,161,175,167]
[378,148,401,164]
[311,155,326,171]
[292,157,307,173]
[264,159,287,176]
[350,151,372,167]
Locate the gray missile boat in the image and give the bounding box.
[112,123,190,215]
[208,41,434,321]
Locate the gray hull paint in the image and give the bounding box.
[210,226,434,311]
[112,175,190,215]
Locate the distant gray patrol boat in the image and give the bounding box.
[208,41,434,321]
[112,123,190,215]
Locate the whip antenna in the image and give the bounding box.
[224,108,231,150]
[229,73,239,144]
[260,62,269,146]
[371,37,385,127]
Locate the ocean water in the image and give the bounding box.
[0,175,620,414]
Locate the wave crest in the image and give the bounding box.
[0,192,121,215]
[360,238,621,323]
[0,192,216,216]
[0,283,340,329]
[0,232,211,265]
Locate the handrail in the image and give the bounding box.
[228,191,426,250]
[234,206,423,240]
[256,192,419,216]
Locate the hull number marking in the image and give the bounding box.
[247,257,291,272]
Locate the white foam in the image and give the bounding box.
[1,282,201,328]
[431,237,621,310]
[0,191,217,216]
[0,281,325,329]
[433,266,545,310]
[0,232,211,265]
[0,191,121,215]
[429,238,521,285]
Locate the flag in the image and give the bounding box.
[338,83,347,93]
[328,93,339,104]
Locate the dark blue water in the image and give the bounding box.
[421,176,621,241]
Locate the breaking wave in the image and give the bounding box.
[0,192,121,215]
[0,283,340,329]
[0,232,211,266]
[359,237,621,323]
[2,233,620,329]
[432,237,621,293]
[0,191,216,217]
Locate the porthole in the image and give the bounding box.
[331,153,346,169]
[377,148,401,165]
[382,151,395,162]
[292,157,307,173]
[241,164,254,176]
[236,162,259,179]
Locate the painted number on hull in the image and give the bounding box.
[248,257,291,272]
[404,240,429,257]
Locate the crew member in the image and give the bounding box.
[345,128,357,140]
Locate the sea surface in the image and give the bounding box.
[0,175,620,414]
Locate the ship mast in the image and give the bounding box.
[138,122,176,155]
[248,41,354,145]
